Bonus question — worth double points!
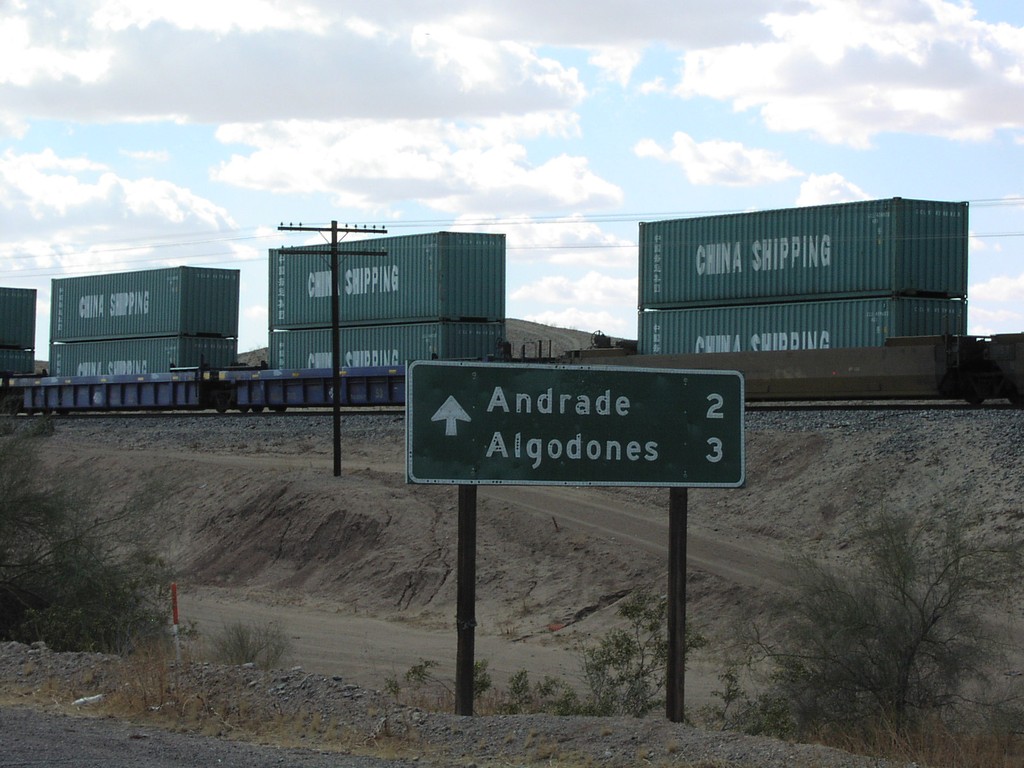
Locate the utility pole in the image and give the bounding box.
[277,221,387,477]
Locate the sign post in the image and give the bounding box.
[406,361,744,719]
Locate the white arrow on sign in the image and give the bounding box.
[431,395,471,436]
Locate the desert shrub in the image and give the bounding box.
[699,662,795,739]
[496,669,580,715]
[0,425,170,653]
[210,620,290,669]
[384,657,493,712]
[760,506,1023,736]
[569,588,706,718]
[383,590,706,718]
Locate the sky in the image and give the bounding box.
[2,0,1024,356]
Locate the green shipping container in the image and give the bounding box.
[268,322,506,369]
[0,287,37,350]
[0,348,35,374]
[49,336,238,377]
[638,297,966,355]
[269,231,505,329]
[51,267,240,342]
[639,198,968,308]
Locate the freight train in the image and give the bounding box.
[1,199,1018,412]
[2,332,1023,413]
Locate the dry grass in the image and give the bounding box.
[813,717,1024,768]
[0,640,420,761]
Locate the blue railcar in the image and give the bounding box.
[217,366,406,411]
[2,365,407,414]
[11,370,206,413]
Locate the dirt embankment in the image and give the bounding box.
[29,406,1024,702]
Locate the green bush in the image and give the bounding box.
[0,425,170,653]
[573,588,707,718]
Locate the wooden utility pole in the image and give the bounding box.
[276,221,387,476]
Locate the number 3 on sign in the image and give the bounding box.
[706,437,723,463]
[705,393,724,463]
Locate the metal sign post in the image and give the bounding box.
[406,361,744,720]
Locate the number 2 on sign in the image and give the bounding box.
[706,393,724,419]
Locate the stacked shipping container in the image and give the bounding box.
[0,287,37,373]
[268,232,506,367]
[638,198,968,354]
[49,267,240,376]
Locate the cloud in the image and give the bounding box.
[970,272,1024,302]
[588,47,642,86]
[634,132,802,186]
[968,303,1024,336]
[511,271,636,306]
[796,173,872,206]
[0,148,238,274]
[91,0,320,34]
[0,14,112,86]
[213,118,622,213]
[1,1,586,124]
[120,149,170,163]
[673,0,1024,146]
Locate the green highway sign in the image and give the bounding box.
[406,361,744,487]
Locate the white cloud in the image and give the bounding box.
[795,173,872,206]
[968,303,1024,336]
[638,77,668,95]
[120,149,170,163]
[0,1,587,125]
[0,15,112,86]
[213,117,622,214]
[674,0,1024,146]
[511,271,636,306]
[0,148,238,273]
[588,47,642,86]
[634,132,802,186]
[970,272,1024,302]
[90,0,319,34]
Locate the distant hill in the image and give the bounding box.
[236,319,633,367]
[503,318,624,359]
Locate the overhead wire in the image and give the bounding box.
[1,197,1023,279]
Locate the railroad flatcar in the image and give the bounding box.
[2,334,1023,414]
[2,365,406,414]
[562,333,1024,405]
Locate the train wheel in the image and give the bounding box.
[212,391,232,414]
[251,405,265,413]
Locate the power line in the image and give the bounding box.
[2,199,1023,278]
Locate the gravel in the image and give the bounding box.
[0,640,903,767]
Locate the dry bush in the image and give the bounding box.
[208,620,290,669]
